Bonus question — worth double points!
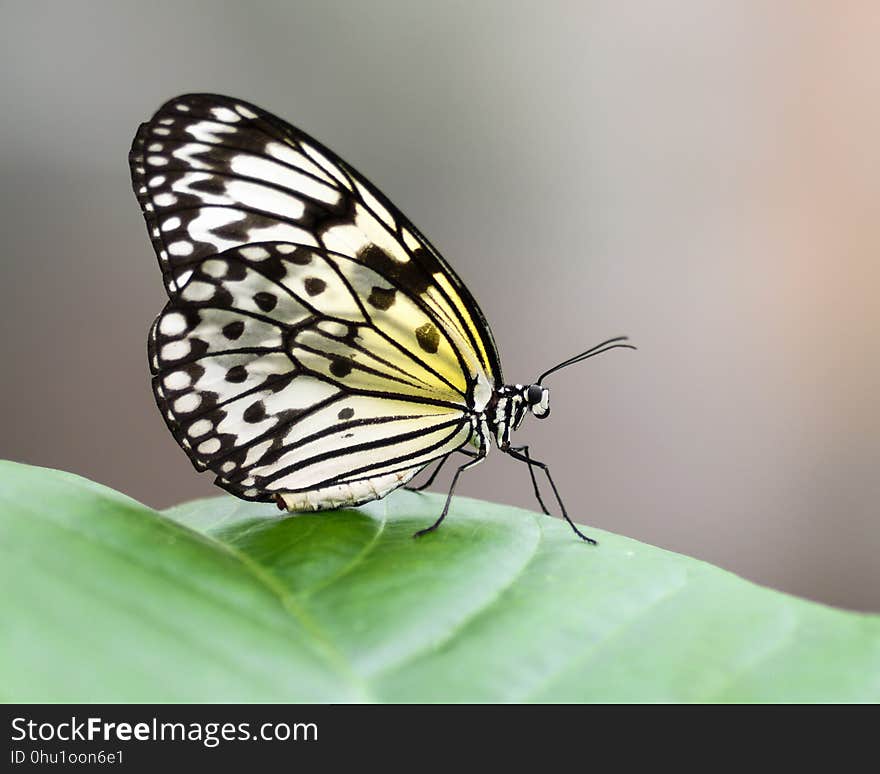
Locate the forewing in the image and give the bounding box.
[130,92,503,386]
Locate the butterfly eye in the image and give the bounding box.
[526,384,544,405]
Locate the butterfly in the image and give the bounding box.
[129,94,634,542]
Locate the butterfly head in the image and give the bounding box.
[524,383,551,419]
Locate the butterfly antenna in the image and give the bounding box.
[537,336,636,384]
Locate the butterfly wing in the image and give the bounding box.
[132,94,504,508]
[130,93,503,388]
[148,241,479,507]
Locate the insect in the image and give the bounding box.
[130,94,634,542]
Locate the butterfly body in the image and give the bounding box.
[131,94,632,540]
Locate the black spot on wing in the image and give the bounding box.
[367,286,396,310]
[225,365,248,383]
[243,400,266,423]
[222,320,245,340]
[330,356,353,377]
[190,176,226,196]
[337,407,354,420]
[304,277,326,296]
[254,291,278,312]
[211,219,252,245]
[415,322,440,354]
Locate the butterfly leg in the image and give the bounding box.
[507,444,550,516]
[413,451,486,538]
[406,453,452,492]
[406,449,479,492]
[505,446,597,545]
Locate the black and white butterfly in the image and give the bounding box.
[130,94,633,541]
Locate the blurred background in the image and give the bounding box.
[1,1,877,610]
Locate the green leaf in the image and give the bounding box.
[1,460,878,702]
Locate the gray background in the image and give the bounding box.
[2,1,877,610]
